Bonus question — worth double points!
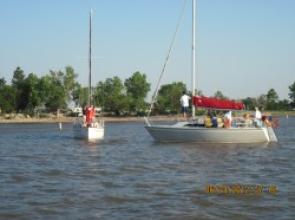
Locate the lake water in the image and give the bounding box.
[0,117,294,220]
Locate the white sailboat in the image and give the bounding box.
[145,0,277,143]
[73,9,104,142]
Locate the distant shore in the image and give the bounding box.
[0,111,293,124]
[0,115,180,124]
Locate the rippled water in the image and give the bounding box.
[0,117,294,220]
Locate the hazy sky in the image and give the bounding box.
[0,0,294,100]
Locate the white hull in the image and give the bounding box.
[73,122,104,142]
[145,122,277,143]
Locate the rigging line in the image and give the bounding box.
[147,0,188,117]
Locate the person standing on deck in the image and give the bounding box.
[223,111,232,128]
[85,105,95,127]
[254,107,262,127]
[180,91,191,119]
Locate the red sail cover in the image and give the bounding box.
[193,96,245,110]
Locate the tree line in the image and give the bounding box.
[0,66,151,116]
[0,66,294,116]
[151,82,295,115]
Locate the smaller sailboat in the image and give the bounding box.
[73,9,104,142]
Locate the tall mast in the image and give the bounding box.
[191,0,196,119]
[88,9,92,106]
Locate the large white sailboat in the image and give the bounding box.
[145,0,277,143]
[73,9,104,142]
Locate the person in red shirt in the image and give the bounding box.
[85,105,95,126]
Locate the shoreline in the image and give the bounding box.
[0,115,181,124]
[0,111,293,124]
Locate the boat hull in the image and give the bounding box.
[145,124,276,143]
[73,124,104,141]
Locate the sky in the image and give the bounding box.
[0,0,294,100]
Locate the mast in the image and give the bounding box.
[88,9,92,106]
[191,0,196,119]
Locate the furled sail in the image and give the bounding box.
[192,96,245,110]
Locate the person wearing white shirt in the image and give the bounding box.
[223,111,232,128]
[255,107,262,119]
[254,107,262,127]
[180,91,191,118]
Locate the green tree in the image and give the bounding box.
[63,66,78,101]
[11,67,27,111]
[38,75,52,106]
[277,99,290,110]
[213,90,228,99]
[0,78,5,88]
[124,71,150,114]
[37,67,78,112]
[266,88,279,110]
[94,76,129,115]
[0,78,16,113]
[257,94,267,110]
[72,83,88,107]
[242,97,257,110]
[156,82,187,114]
[11,67,25,87]
[42,71,67,111]
[25,73,42,113]
[289,81,295,107]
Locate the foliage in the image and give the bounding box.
[42,71,67,111]
[11,67,27,111]
[266,88,279,110]
[4,66,78,113]
[214,90,228,99]
[38,66,78,112]
[289,81,295,107]
[0,66,294,115]
[277,99,290,110]
[25,73,42,113]
[94,76,130,115]
[0,78,5,88]
[11,67,25,86]
[156,82,186,114]
[242,97,257,110]
[242,90,291,111]
[72,83,88,107]
[124,71,150,114]
[63,66,78,101]
[0,78,16,113]
[256,94,267,110]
